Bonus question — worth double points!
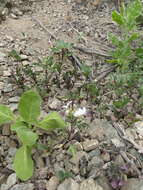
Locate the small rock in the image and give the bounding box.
[12,8,23,16]
[0,82,4,89]
[10,183,34,190]
[34,180,47,189]
[9,103,18,112]
[57,178,79,190]
[89,156,104,168]
[111,138,125,148]
[1,184,9,190]
[33,153,45,168]
[0,52,6,62]
[97,176,112,190]
[73,142,83,151]
[70,151,89,165]
[101,152,110,162]
[10,13,18,19]
[8,96,20,103]
[121,178,143,190]
[6,173,17,189]
[8,147,17,157]
[87,119,119,142]
[79,178,103,190]
[46,176,59,190]
[88,149,101,158]
[3,83,13,93]
[20,54,28,60]
[3,70,11,77]
[82,139,99,152]
[49,98,61,110]
[114,155,125,166]
[56,153,64,162]
[134,121,143,136]
[39,167,48,179]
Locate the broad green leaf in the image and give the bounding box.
[112,11,124,26]
[11,120,38,146]
[0,105,15,125]
[39,112,66,130]
[17,127,38,146]
[11,120,27,131]
[18,90,41,124]
[13,145,34,181]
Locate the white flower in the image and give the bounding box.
[62,101,72,109]
[73,107,87,117]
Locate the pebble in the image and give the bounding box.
[3,70,11,77]
[111,138,125,148]
[10,183,34,190]
[8,96,20,103]
[8,147,17,157]
[121,178,143,190]
[6,173,17,188]
[49,98,61,110]
[88,149,101,158]
[57,178,79,190]
[82,139,99,152]
[101,152,110,162]
[79,178,103,190]
[73,142,83,151]
[89,156,104,168]
[3,83,13,93]
[9,103,18,112]
[70,151,89,165]
[46,176,59,190]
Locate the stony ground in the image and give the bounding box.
[0,0,143,190]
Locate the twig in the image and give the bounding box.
[69,23,88,43]
[31,16,112,58]
[95,65,117,82]
[120,151,141,177]
[73,45,111,57]
[112,122,143,154]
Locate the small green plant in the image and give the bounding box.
[57,170,73,182]
[0,90,66,181]
[109,0,143,71]
[68,145,77,157]
[106,0,143,117]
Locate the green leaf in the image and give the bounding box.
[127,33,139,43]
[17,127,38,146]
[57,170,73,182]
[9,49,22,61]
[13,145,34,181]
[113,98,130,109]
[112,11,124,26]
[11,120,27,131]
[39,112,66,130]
[18,90,41,124]
[0,105,15,125]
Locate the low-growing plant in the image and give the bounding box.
[106,0,143,116]
[57,170,73,182]
[109,0,143,71]
[0,90,66,181]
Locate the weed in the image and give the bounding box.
[0,90,66,181]
[107,0,143,114]
[57,170,73,182]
